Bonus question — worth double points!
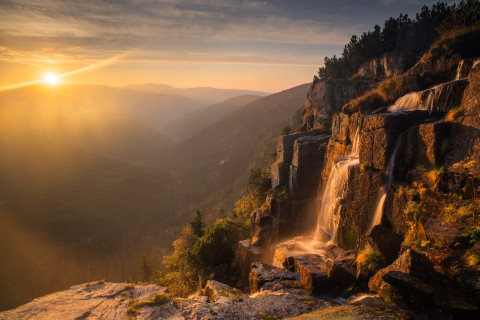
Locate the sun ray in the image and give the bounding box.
[0,51,131,92]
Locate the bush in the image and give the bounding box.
[356,248,385,273]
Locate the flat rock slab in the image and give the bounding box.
[177,288,336,320]
[0,282,182,320]
[284,296,412,320]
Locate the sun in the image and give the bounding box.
[43,72,59,85]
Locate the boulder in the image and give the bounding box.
[296,254,331,295]
[328,250,357,290]
[423,218,468,248]
[369,249,434,293]
[366,225,403,264]
[249,262,297,294]
[268,197,294,237]
[203,280,242,302]
[382,271,435,306]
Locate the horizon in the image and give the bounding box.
[0,0,454,92]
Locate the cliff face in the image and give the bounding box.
[301,79,377,131]
[242,35,480,317]
[357,51,418,79]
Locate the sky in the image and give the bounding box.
[0,0,454,92]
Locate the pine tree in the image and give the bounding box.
[138,256,153,282]
[190,209,204,238]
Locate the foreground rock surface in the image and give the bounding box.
[0,280,340,320]
[285,296,412,320]
[0,282,182,320]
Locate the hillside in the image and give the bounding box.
[164,95,263,141]
[165,83,310,210]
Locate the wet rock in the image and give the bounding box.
[249,262,297,294]
[415,79,468,113]
[456,58,478,79]
[357,51,418,79]
[423,218,468,248]
[359,111,431,171]
[369,249,434,293]
[366,225,403,265]
[335,165,383,250]
[328,250,357,290]
[296,254,332,295]
[0,282,181,320]
[285,296,412,320]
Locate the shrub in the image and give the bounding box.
[445,106,463,121]
[356,248,385,272]
[405,223,428,247]
[281,125,292,135]
[466,251,480,269]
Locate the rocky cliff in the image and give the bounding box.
[241,31,480,319]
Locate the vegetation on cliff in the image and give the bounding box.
[318,0,480,80]
[154,167,271,297]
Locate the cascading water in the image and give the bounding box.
[369,134,403,228]
[272,129,360,265]
[315,156,359,241]
[390,59,479,112]
[315,128,360,242]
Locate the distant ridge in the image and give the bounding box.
[125,83,270,106]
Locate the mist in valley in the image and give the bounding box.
[0,82,307,310]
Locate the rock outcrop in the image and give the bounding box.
[303,79,377,131]
[0,282,182,320]
[357,51,418,79]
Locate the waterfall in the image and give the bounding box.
[370,134,403,228]
[272,128,360,266]
[314,128,360,242]
[315,156,359,241]
[389,92,422,112]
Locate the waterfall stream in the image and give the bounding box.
[315,128,360,242]
[272,129,360,265]
[369,134,403,228]
[315,156,359,241]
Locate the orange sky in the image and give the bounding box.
[0,0,446,92]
